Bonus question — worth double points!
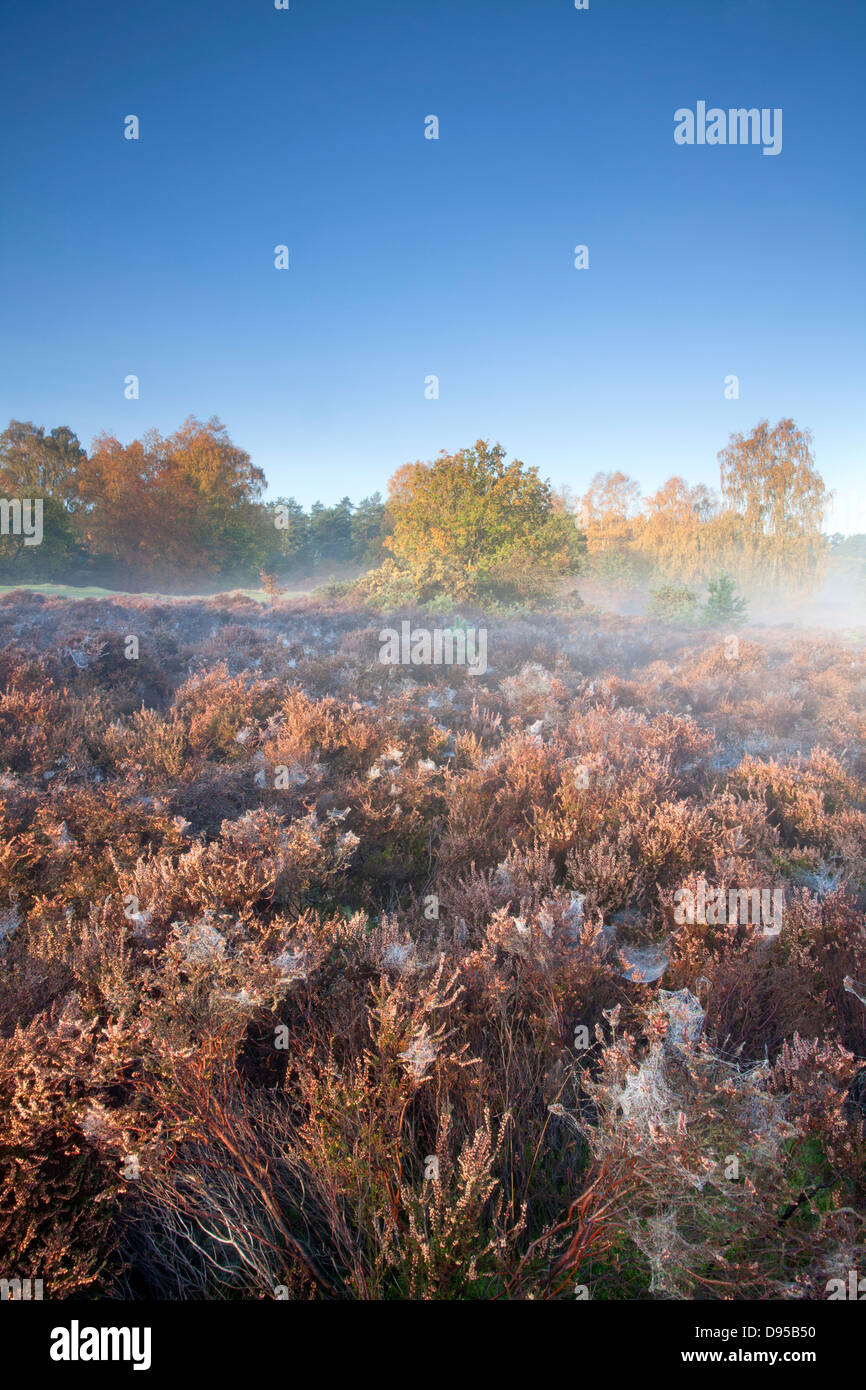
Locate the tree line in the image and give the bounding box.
[0,417,385,586]
[563,418,831,593]
[363,419,833,605]
[0,414,836,597]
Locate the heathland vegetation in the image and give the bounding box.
[0,591,864,1298]
[1,413,865,1302]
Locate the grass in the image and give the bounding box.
[0,581,305,602]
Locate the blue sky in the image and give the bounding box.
[1,0,863,528]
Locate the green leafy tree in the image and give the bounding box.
[647,582,699,623]
[351,493,386,562]
[309,497,354,564]
[0,421,89,577]
[383,440,584,602]
[700,573,749,626]
[269,496,311,572]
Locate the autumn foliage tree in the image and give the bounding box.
[580,421,831,594]
[0,413,387,588]
[77,417,268,582]
[638,476,717,583]
[0,414,833,596]
[578,471,641,554]
[577,470,647,585]
[0,420,86,505]
[717,418,830,587]
[382,440,584,602]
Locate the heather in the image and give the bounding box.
[0,588,864,1299]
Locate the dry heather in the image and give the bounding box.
[1,589,865,1300]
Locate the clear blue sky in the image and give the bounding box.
[1,0,864,528]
